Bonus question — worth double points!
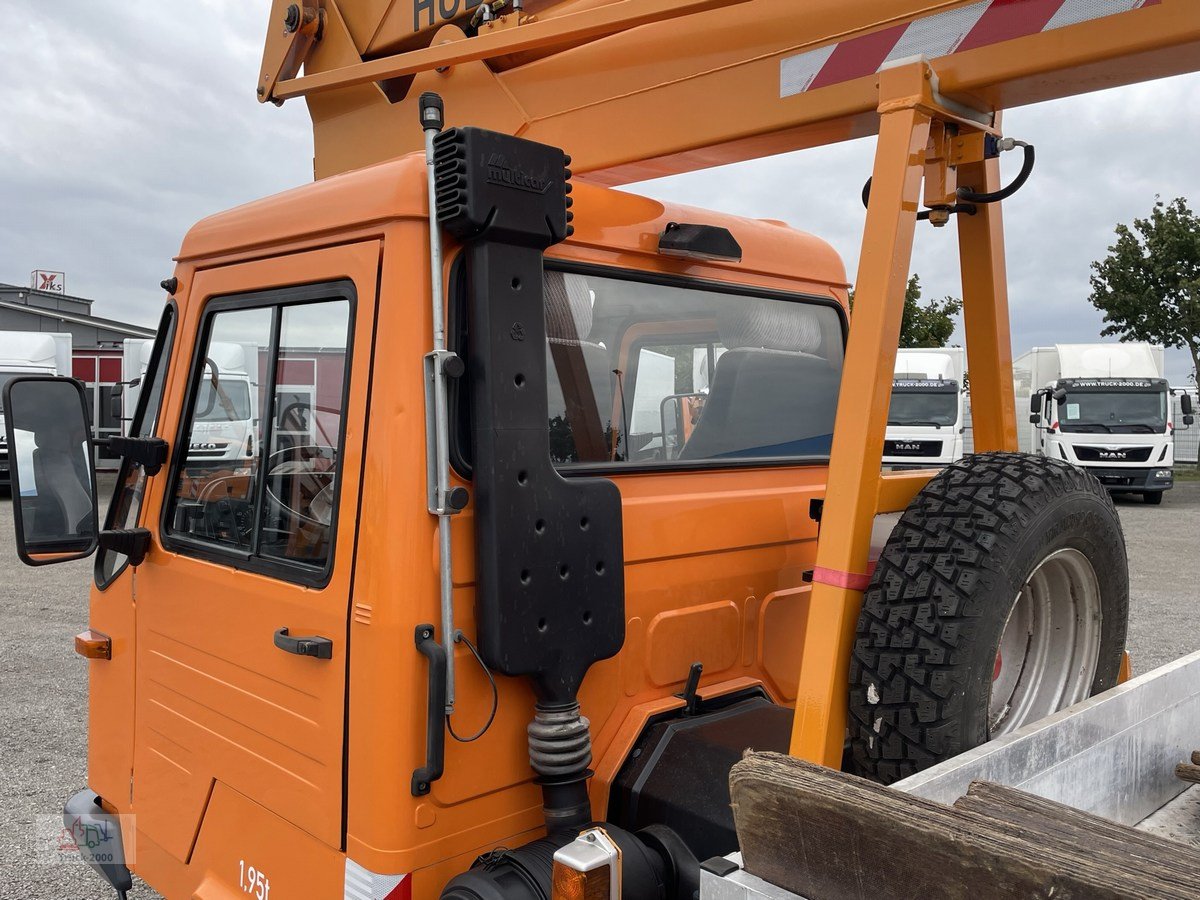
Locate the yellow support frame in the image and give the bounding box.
[789,62,1014,765]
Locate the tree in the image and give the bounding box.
[849,274,962,348]
[1090,197,1200,381]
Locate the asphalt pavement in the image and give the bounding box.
[0,478,1197,899]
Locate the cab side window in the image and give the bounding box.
[542,269,845,467]
[96,303,177,588]
[164,286,353,581]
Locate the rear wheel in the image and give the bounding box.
[1143,490,1163,505]
[848,452,1128,784]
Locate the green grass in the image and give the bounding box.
[1173,465,1200,481]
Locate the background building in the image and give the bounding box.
[0,280,156,469]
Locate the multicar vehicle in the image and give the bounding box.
[5,1,1200,898]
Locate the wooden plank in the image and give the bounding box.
[953,781,1200,895]
[1175,763,1200,785]
[730,752,1195,900]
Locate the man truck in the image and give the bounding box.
[3,1,1200,898]
[0,332,71,487]
[1015,343,1191,504]
[883,348,966,468]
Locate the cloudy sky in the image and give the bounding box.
[2,2,1198,382]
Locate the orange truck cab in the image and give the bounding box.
[40,148,858,898]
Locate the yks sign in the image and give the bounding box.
[31,270,66,294]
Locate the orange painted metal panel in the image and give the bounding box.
[127,242,380,879]
[267,0,1199,181]
[790,64,933,766]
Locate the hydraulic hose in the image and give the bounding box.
[860,139,1035,218]
[957,141,1035,204]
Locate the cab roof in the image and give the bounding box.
[179,153,847,289]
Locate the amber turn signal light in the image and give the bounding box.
[75,629,112,660]
[551,827,621,900]
[551,863,612,900]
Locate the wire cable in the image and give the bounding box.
[446,630,499,743]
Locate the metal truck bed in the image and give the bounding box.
[703,649,1200,898]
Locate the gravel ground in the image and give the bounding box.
[1115,480,1200,672]
[0,478,1197,899]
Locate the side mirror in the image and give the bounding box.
[1053,388,1068,403]
[1029,413,1041,424]
[1182,394,1194,416]
[1028,393,1042,415]
[1185,415,1195,427]
[3,377,99,566]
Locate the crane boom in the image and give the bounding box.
[261,0,1200,181]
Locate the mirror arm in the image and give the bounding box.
[103,436,169,476]
[98,527,152,568]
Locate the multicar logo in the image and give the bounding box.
[485,152,552,194]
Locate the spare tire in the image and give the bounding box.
[848,452,1128,784]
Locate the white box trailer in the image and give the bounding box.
[1013,343,1183,503]
[0,332,72,485]
[883,348,967,468]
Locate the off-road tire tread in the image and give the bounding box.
[848,451,1124,784]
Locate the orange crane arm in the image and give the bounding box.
[260,0,1199,181]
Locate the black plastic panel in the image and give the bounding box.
[434,128,625,705]
[609,696,793,862]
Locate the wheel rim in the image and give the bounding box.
[988,548,1102,736]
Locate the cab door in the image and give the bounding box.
[132,243,377,857]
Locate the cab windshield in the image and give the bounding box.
[1058,390,1167,434]
[888,385,959,427]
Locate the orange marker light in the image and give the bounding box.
[75,629,112,660]
[551,862,612,900]
[551,827,621,900]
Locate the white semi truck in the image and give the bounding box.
[0,332,72,487]
[883,348,967,468]
[1014,343,1191,504]
[119,338,259,465]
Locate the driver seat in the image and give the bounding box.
[680,299,840,459]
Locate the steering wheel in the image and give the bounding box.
[196,475,254,547]
[265,445,337,527]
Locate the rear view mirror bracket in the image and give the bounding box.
[98,528,153,568]
[103,436,169,476]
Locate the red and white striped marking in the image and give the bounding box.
[781,0,1162,98]
[344,859,411,900]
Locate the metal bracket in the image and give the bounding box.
[424,349,467,515]
[258,1,325,104]
[98,528,152,568]
[103,436,169,476]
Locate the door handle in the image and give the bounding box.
[273,627,333,660]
